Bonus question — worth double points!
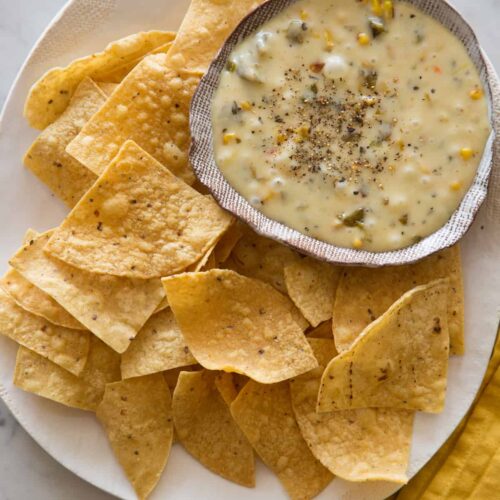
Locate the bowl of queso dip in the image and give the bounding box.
[191,0,496,263]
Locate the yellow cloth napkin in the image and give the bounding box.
[395,330,500,499]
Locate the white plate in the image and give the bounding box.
[0,1,499,499]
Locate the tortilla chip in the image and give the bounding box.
[66,0,264,180]
[173,370,255,487]
[98,39,175,83]
[96,374,173,500]
[214,222,243,265]
[332,246,464,354]
[0,289,89,375]
[163,365,202,392]
[14,336,121,411]
[10,231,164,353]
[24,31,176,129]
[47,141,233,279]
[0,268,83,330]
[121,309,196,379]
[153,296,170,314]
[24,78,105,207]
[231,380,333,499]
[318,280,450,414]
[96,82,119,95]
[307,320,332,339]
[163,269,317,384]
[225,226,300,294]
[167,0,265,72]
[284,257,341,327]
[214,372,240,405]
[290,338,414,483]
[66,54,202,183]
[186,241,218,272]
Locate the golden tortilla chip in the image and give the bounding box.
[214,372,240,405]
[318,280,450,414]
[0,289,89,375]
[96,82,119,95]
[163,269,317,384]
[0,268,83,330]
[214,222,243,265]
[284,257,341,327]
[186,241,218,272]
[10,231,164,353]
[153,296,169,314]
[225,226,300,294]
[47,141,233,279]
[231,380,333,499]
[290,338,414,483]
[98,39,175,83]
[167,0,265,72]
[14,335,120,411]
[24,78,105,207]
[96,374,173,500]
[307,320,332,339]
[332,246,464,354]
[121,309,196,379]
[163,365,202,392]
[173,370,255,487]
[66,0,264,181]
[24,31,176,129]
[66,54,202,183]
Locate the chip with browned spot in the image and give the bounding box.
[332,246,464,354]
[319,280,450,414]
[290,338,414,483]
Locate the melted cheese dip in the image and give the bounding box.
[212,0,490,251]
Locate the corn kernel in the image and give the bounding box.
[276,133,287,145]
[300,9,309,21]
[223,133,238,145]
[469,88,483,100]
[240,101,252,111]
[450,181,462,191]
[324,29,334,51]
[460,148,473,160]
[357,32,370,45]
[262,190,277,202]
[383,0,394,19]
[371,0,382,15]
[420,165,431,174]
[294,126,310,142]
[353,238,364,249]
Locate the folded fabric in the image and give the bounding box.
[396,330,500,499]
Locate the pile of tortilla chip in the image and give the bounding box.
[0,0,464,499]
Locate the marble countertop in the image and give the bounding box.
[0,1,499,499]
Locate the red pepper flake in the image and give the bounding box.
[432,65,442,74]
[309,62,325,73]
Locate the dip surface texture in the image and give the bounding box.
[211,0,490,251]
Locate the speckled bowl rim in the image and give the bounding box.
[190,0,498,267]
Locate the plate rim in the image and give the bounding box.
[0,1,498,499]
